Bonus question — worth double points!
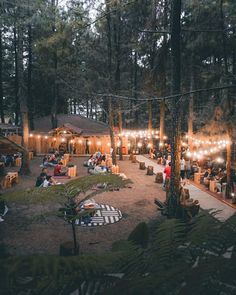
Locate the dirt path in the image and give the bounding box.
[0,156,166,255]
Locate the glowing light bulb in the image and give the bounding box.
[29,134,33,137]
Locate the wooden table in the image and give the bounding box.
[68,166,77,177]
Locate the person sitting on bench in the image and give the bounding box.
[54,162,67,176]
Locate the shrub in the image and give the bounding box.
[128,222,149,248]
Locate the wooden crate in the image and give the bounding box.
[68,166,77,177]
[15,158,22,167]
[194,173,201,184]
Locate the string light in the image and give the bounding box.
[29,134,33,137]
[37,135,41,139]
[78,139,83,144]
[137,142,142,148]
[97,141,101,146]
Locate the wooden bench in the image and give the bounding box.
[2,172,19,189]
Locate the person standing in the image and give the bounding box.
[85,139,90,154]
[163,162,171,189]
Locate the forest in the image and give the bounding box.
[0,0,235,131]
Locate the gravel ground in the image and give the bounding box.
[0,156,166,255]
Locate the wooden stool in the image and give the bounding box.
[209,180,217,192]
[155,172,163,183]
[131,155,137,163]
[139,162,146,170]
[68,166,77,177]
[147,166,154,175]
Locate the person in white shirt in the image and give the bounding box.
[42,176,55,187]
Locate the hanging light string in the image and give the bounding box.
[182,134,231,160]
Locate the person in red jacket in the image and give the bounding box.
[54,162,67,176]
[163,162,171,189]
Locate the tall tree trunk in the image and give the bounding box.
[168,0,182,217]
[159,0,168,145]
[51,0,58,129]
[73,98,76,114]
[0,27,5,123]
[148,100,153,132]
[188,71,194,152]
[86,97,89,118]
[108,99,117,165]
[90,98,93,118]
[114,0,123,160]
[106,0,116,165]
[133,49,138,127]
[13,26,19,125]
[18,24,30,175]
[159,100,165,143]
[220,0,228,74]
[27,22,34,130]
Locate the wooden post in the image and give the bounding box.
[159,100,165,143]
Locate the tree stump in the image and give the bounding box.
[129,154,135,161]
[131,155,137,163]
[147,166,154,175]
[139,162,146,170]
[155,172,163,183]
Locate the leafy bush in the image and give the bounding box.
[128,222,149,248]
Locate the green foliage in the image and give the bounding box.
[3,174,129,205]
[1,212,236,294]
[128,222,149,248]
[0,214,236,295]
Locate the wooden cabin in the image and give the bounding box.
[28,114,126,155]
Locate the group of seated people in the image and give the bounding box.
[42,151,68,167]
[35,168,57,187]
[202,167,228,193]
[0,153,22,167]
[35,161,68,188]
[85,152,110,175]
